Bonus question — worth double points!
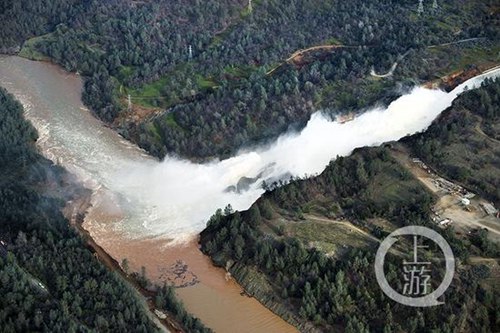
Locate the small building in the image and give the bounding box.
[481,203,498,216]
[460,198,470,206]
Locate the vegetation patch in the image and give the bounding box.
[18,33,54,61]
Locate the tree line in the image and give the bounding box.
[1,0,498,159]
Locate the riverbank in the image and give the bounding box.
[0,56,298,333]
[2,54,498,332]
[81,213,298,333]
[62,166,297,332]
[65,186,298,332]
[62,190,181,333]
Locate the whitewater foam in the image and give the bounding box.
[112,69,499,241]
[0,56,497,242]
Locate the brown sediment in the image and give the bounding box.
[62,193,183,333]
[83,219,298,333]
[439,66,481,92]
[66,157,296,332]
[79,193,297,333]
[424,63,500,91]
[0,56,296,332]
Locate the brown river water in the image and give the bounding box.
[0,56,297,333]
[2,55,498,332]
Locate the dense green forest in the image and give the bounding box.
[1,0,498,159]
[0,88,210,332]
[200,80,500,332]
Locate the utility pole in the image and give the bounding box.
[418,0,424,14]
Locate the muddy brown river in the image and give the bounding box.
[0,56,297,332]
[1,56,497,332]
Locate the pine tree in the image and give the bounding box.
[418,0,424,14]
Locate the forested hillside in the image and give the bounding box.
[1,0,499,159]
[0,88,211,332]
[407,77,500,206]
[0,87,160,331]
[200,79,500,332]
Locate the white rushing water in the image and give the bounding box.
[0,56,498,242]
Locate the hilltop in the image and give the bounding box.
[1,0,499,160]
